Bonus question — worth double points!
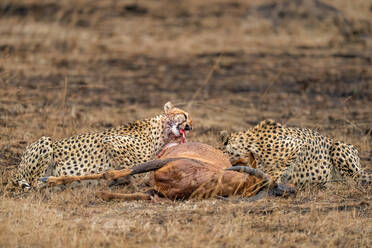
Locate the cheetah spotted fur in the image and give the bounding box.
[8,102,192,191]
[220,120,371,188]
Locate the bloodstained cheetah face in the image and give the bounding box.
[163,102,192,143]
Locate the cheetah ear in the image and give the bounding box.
[219,130,229,145]
[164,102,175,114]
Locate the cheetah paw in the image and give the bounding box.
[17,180,31,192]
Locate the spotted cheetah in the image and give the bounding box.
[8,102,192,191]
[219,120,371,188]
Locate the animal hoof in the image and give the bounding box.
[269,183,296,197]
[39,177,50,183]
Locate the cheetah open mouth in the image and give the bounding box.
[180,128,187,144]
[178,122,191,144]
[170,124,188,144]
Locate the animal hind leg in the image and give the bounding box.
[40,158,183,187]
[39,169,132,187]
[96,188,166,201]
[8,136,54,191]
[95,191,153,201]
[331,142,371,185]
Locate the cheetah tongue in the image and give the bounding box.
[179,128,187,144]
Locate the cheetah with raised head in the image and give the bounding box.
[219,120,371,188]
[8,102,192,191]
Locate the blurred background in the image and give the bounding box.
[0,0,371,168]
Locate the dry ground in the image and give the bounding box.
[0,0,371,247]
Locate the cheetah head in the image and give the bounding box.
[163,102,192,143]
[219,130,249,165]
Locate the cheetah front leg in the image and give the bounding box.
[8,137,54,191]
[231,152,257,168]
[102,135,156,186]
[102,135,154,169]
[261,139,305,187]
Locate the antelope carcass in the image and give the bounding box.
[40,142,295,201]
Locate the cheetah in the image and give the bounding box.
[219,119,371,188]
[8,102,192,191]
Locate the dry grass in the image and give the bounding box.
[0,186,371,248]
[0,0,372,247]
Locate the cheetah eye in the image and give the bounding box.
[223,140,228,146]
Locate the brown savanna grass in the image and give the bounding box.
[0,0,371,247]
